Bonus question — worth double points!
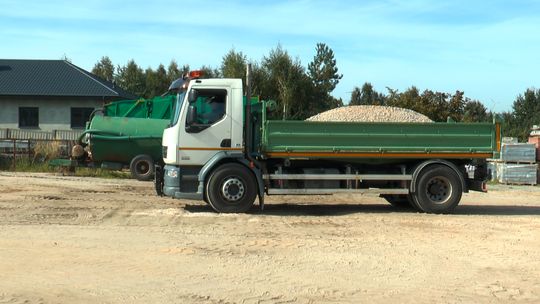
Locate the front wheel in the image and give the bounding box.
[206,163,257,213]
[412,165,463,214]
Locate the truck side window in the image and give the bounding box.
[191,89,227,125]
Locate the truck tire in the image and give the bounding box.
[206,163,257,213]
[130,155,154,181]
[413,165,462,214]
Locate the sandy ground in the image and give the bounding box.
[0,172,539,304]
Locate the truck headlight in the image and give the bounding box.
[162,146,168,159]
[167,169,178,178]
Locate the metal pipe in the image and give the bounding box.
[244,63,259,168]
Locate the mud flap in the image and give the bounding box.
[154,165,164,196]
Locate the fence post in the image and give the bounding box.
[28,140,31,161]
[12,139,16,171]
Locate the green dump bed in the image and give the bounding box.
[261,120,500,161]
[103,95,175,119]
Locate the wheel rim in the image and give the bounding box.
[136,161,150,175]
[221,177,245,202]
[425,176,452,204]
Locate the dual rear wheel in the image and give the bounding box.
[412,165,462,213]
[384,165,463,214]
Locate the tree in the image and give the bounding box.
[383,87,469,122]
[307,43,343,114]
[115,60,145,97]
[350,87,362,105]
[307,43,342,94]
[509,88,540,140]
[419,90,448,122]
[463,100,489,123]
[92,56,114,82]
[262,45,313,120]
[349,83,385,105]
[199,65,221,78]
[249,61,269,99]
[388,86,421,111]
[166,60,188,84]
[144,64,169,98]
[221,49,247,87]
[448,90,466,122]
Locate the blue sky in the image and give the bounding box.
[1,0,539,112]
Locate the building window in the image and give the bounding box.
[71,107,94,129]
[19,107,39,128]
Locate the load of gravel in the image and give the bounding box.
[306,105,433,123]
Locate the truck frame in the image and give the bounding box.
[155,67,501,214]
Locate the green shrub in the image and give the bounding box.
[0,157,130,179]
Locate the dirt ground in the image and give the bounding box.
[0,172,539,304]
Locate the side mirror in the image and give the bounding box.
[168,78,184,92]
[188,89,198,103]
[186,105,197,126]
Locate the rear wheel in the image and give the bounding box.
[206,163,257,213]
[130,155,154,181]
[413,165,462,214]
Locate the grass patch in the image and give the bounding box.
[1,140,132,179]
[73,167,131,179]
[0,157,131,179]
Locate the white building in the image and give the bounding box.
[0,59,136,132]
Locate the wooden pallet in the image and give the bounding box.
[500,182,537,186]
[488,159,537,165]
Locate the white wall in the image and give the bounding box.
[0,97,104,131]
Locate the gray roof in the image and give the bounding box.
[0,59,137,99]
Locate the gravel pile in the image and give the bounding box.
[306,105,433,123]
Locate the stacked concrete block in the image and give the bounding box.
[495,142,538,185]
[500,143,536,163]
[497,163,538,185]
[528,135,540,184]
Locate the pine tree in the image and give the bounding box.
[115,60,145,97]
[307,43,342,94]
[92,56,114,82]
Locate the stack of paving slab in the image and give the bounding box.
[492,137,537,185]
[528,127,540,184]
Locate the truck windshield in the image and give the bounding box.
[170,92,186,126]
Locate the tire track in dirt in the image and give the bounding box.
[1,173,539,303]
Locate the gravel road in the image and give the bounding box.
[0,172,539,303]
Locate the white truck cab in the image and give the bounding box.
[162,78,244,166]
[157,74,255,204]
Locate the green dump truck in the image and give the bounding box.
[155,69,501,213]
[51,95,176,180]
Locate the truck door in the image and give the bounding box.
[179,88,236,165]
